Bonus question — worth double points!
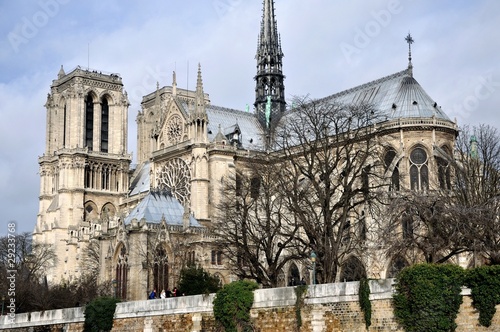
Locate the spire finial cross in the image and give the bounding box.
[405,32,414,76]
[405,33,414,60]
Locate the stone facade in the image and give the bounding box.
[32,0,464,303]
[33,67,132,284]
[2,281,499,331]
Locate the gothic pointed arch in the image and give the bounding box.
[84,91,98,150]
[101,203,116,221]
[59,96,68,148]
[339,256,366,282]
[100,94,111,153]
[152,243,169,293]
[99,90,115,104]
[409,144,429,191]
[386,255,409,278]
[287,262,300,286]
[114,242,129,299]
[84,201,99,222]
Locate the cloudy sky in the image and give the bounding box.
[0,0,499,236]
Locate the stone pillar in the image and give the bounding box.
[143,316,154,332]
[191,313,202,332]
[311,308,326,332]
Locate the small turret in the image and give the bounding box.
[189,63,208,143]
[58,65,65,79]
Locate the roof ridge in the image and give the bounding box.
[208,104,255,117]
[318,68,410,103]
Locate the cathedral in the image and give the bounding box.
[33,0,458,300]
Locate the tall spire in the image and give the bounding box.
[192,63,207,122]
[195,63,205,114]
[254,0,286,131]
[190,63,208,143]
[405,32,414,77]
[172,70,177,96]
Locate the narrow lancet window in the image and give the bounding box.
[85,94,94,150]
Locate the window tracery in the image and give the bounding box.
[153,247,169,293]
[155,158,191,204]
[409,146,429,191]
[166,115,183,143]
[340,256,366,282]
[116,245,128,299]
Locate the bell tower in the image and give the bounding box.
[254,0,286,131]
[33,66,132,284]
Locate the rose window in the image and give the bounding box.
[156,158,191,204]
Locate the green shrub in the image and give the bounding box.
[178,265,221,295]
[83,296,119,332]
[213,280,259,332]
[359,278,371,329]
[294,284,308,329]
[393,263,464,332]
[465,265,500,327]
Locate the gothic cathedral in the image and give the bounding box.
[33,0,458,300]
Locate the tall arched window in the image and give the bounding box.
[85,93,94,150]
[384,149,400,191]
[101,97,109,152]
[402,212,413,239]
[288,263,300,286]
[63,103,67,148]
[436,146,451,190]
[153,247,169,293]
[387,256,408,278]
[409,146,429,191]
[340,256,366,282]
[359,211,367,242]
[116,246,128,299]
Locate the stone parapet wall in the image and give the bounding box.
[1,280,499,331]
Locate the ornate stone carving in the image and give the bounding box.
[155,158,191,204]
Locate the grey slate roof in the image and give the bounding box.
[206,105,266,150]
[128,161,150,196]
[320,68,451,122]
[124,190,201,227]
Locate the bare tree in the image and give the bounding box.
[213,158,304,287]
[383,192,472,265]
[81,239,101,282]
[383,124,500,267]
[272,97,384,283]
[453,124,500,265]
[0,231,57,312]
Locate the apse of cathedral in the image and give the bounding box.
[33,0,457,300]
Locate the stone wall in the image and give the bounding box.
[1,280,499,331]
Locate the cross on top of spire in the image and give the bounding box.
[405,32,414,77]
